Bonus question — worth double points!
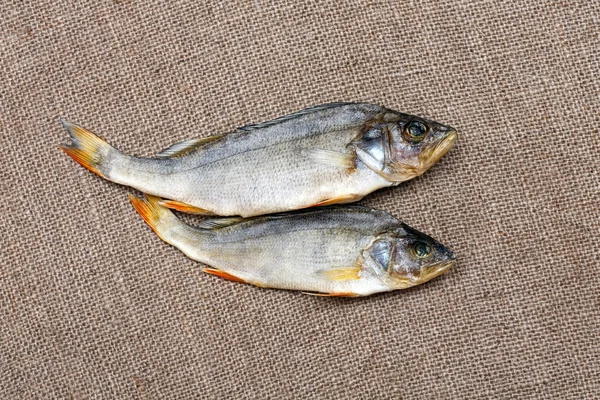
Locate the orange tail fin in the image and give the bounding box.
[129,194,207,256]
[59,119,113,177]
[128,194,174,240]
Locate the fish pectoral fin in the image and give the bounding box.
[202,268,247,283]
[302,148,356,170]
[301,291,360,297]
[155,135,224,158]
[309,194,363,208]
[158,199,214,215]
[320,267,362,281]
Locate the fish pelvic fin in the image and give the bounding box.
[308,193,363,208]
[301,291,360,297]
[59,119,116,178]
[202,267,247,283]
[129,194,176,241]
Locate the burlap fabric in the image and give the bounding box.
[1,1,599,398]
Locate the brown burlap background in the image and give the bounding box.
[1,1,599,398]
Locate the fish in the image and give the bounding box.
[129,195,456,297]
[60,103,457,217]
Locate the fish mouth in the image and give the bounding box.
[389,260,455,289]
[419,260,455,284]
[417,129,458,173]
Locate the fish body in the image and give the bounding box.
[61,103,457,217]
[130,195,455,296]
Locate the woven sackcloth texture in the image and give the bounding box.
[1,0,599,398]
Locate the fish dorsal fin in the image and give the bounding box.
[266,205,373,219]
[238,102,357,132]
[197,204,375,230]
[155,135,224,158]
[197,213,290,229]
[197,216,246,229]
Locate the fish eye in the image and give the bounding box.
[403,121,428,142]
[412,241,431,258]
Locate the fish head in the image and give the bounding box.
[362,224,455,289]
[353,112,457,182]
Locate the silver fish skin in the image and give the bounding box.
[61,103,457,217]
[130,195,456,297]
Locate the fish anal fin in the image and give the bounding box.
[303,148,356,170]
[202,268,247,283]
[155,135,224,158]
[159,199,215,215]
[309,193,363,208]
[321,267,362,281]
[302,291,360,297]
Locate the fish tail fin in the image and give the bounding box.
[128,194,178,241]
[59,119,118,178]
[129,193,210,260]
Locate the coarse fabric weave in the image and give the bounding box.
[1,1,599,398]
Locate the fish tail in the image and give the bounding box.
[128,194,178,241]
[130,194,251,286]
[59,118,117,178]
[128,193,204,252]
